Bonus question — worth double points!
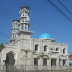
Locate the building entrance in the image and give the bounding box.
[5,51,15,72]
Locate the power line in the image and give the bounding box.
[0,7,19,18]
[48,0,72,23]
[0,32,11,38]
[47,0,72,43]
[57,0,72,15]
[0,32,11,36]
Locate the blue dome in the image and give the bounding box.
[39,33,52,39]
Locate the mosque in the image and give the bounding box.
[0,6,69,70]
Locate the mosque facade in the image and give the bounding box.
[0,6,69,70]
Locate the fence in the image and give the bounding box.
[0,65,72,72]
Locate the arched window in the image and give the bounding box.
[63,48,66,54]
[56,47,59,51]
[35,44,38,50]
[44,45,47,51]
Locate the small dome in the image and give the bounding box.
[39,33,52,39]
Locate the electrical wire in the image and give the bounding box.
[57,0,72,15]
[48,0,72,23]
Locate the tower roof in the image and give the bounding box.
[13,20,20,22]
[20,6,30,9]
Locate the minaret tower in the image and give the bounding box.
[10,20,19,43]
[17,6,33,39]
[19,6,30,31]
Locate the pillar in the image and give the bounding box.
[48,54,51,70]
[24,24,25,30]
[38,47,40,53]
[47,47,49,53]
[56,56,59,70]
[27,25,28,31]
[20,25,22,30]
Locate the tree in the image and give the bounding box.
[6,42,8,44]
[37,55,49,59]
[21,49,31,56]
[0,43,5,52]
[21,49,31,70]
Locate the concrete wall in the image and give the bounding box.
[0,38,69,66]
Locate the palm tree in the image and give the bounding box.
[21,49,31,55]
[21,49,31,70]
[36,54,49,71]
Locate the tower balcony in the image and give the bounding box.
[19,16,27,19]
[20,23,30,25]
[12,32,16,34]
[20,21,30,24]
[12,30,19,34]
[19,15,30,19]
[12,28,19,30]
[12,22,19,25]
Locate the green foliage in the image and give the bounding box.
[6,42,8,44]
[37,54,49,59]
[0,43,5,52]
[21,49,31,55]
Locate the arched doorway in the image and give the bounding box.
[5,51,15,65]
[5,51,15,72]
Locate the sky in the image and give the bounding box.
[0,0,72,53]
